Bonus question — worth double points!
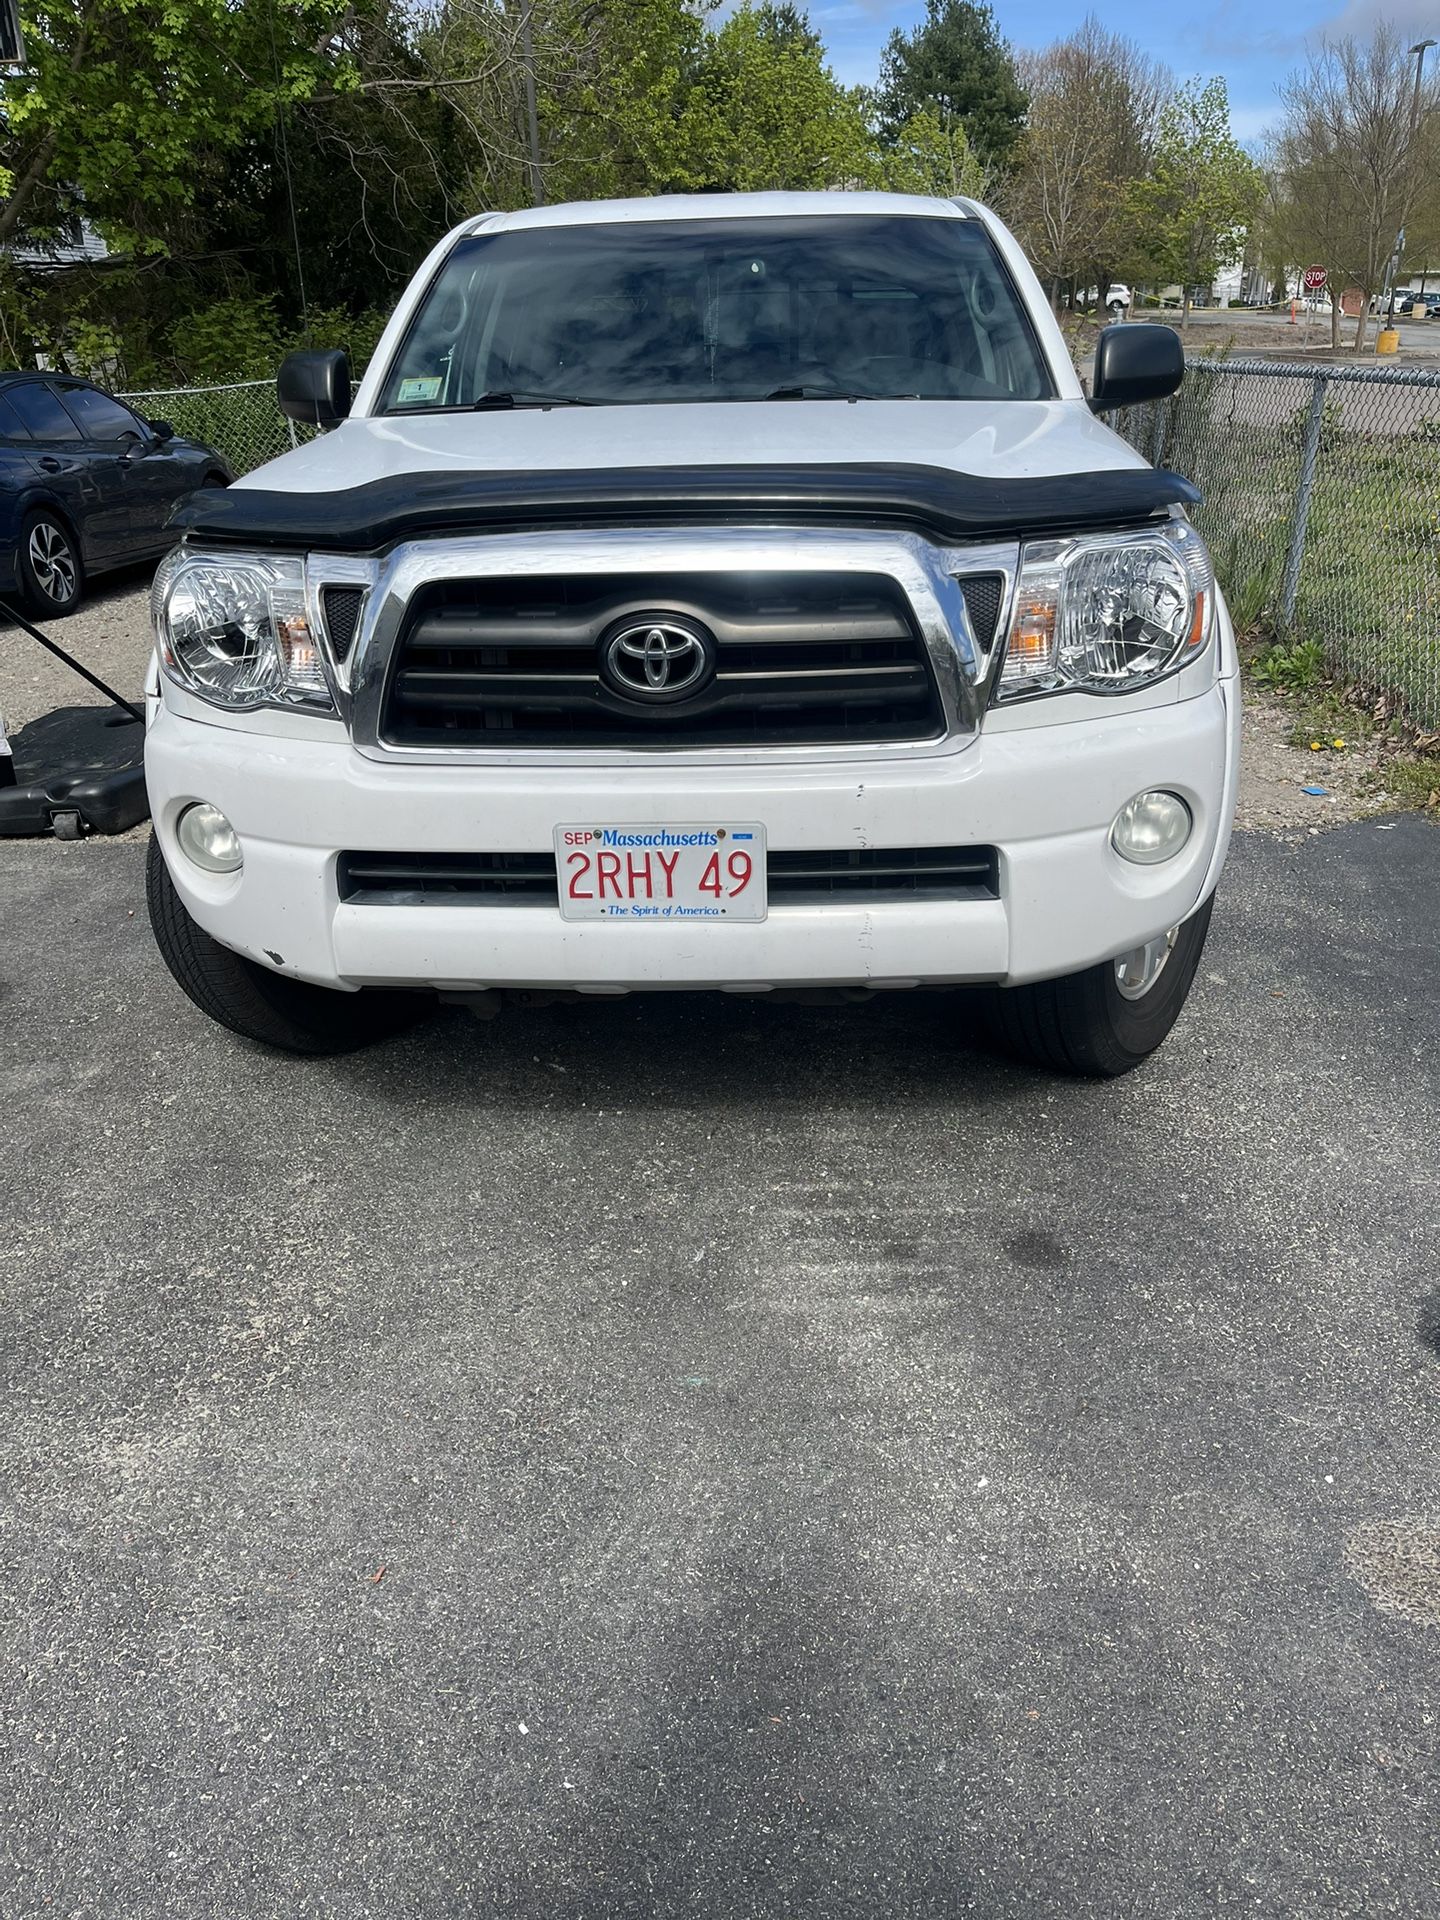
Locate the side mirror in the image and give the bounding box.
[148,418,175,442]
[1089,323,1184,413]
[277,349,351,427]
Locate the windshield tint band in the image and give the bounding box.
[375,215,1056,413]
[172,465,1200,553]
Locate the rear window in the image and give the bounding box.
[7,382,84,441]
[0,394,33,441]
[378,214,1053,412]
[6,382,82,441]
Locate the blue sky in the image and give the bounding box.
[813,0,1437,147]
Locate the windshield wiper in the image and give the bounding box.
[471,389,594,410]
[768,382,925,401]
[763,384,874,401]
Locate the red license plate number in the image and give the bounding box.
[554,824,767,923]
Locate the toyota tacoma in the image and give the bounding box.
[144,192,1239,1075]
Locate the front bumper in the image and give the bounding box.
[146,674,1240,995]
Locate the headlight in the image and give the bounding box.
[152,548,332,711]
[995,521,1213,700]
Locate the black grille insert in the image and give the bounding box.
[338,851,556,900]
[381,571,944,748]
[958,573,1004,650]
[338,846,999,904]
[322,585,365,661]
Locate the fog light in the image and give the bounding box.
[176,801,242,874]
[1111,790,1191,865]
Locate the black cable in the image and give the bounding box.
[0,596,144,722]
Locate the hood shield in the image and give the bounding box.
[173,462,1200,553]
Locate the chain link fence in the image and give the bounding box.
[117,377,315,478]
[1116,358,1440,728]
[121,362,1440,729]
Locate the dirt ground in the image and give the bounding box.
[1233,694,1404,832]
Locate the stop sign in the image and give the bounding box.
[1303,265,1328,292]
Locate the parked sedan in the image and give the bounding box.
[0,373,233,616]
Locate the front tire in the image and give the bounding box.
[146,835,431,1055]
[18,509,83,615]
[986,894,1215,1078]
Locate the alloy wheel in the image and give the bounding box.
[28,521,77,605]
[1113,927,1179,1001]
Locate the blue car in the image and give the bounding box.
[0,372,233,616]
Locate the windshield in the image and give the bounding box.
[377,214,1054,412]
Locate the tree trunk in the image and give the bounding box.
[0,21,88,248]
[0,130,60,249]
[1180,290,1191,330]
[1329,296,1340,351]
[1354,306,1368,352]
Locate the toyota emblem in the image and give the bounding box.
[602,617,715,703]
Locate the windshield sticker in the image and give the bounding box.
[397,376,443,404]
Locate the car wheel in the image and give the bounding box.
[985,893,1215,1078]
[18,509,83,615]
[146,834,432,1055]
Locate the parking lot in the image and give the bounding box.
[2,789,1438,1914]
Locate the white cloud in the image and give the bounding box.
[1317,0,1440,40]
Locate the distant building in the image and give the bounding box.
[6,216,108,271]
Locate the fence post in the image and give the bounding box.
[1280,374,1327,632]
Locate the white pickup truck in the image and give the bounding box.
[145,191,1239,1075]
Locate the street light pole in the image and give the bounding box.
[1387,39,1435,326]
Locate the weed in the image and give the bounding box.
[1381,757,1440,812]
[1252,638,1327,692]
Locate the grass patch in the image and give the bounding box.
[1379,756,1440,812]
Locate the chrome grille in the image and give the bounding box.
[379,571,945,749]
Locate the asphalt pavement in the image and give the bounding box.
[1,819,1438,1918]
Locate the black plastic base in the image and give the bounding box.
[0,704,150,837]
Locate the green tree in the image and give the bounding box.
[0,0,349,252]
[679,3,879,192]
[207,4,464,330]
[1130,77,1263,325]
[880,107,987,199]
[874,0,1026,168]
[752,2,822,57]
[1004,19,1170,310]
[400,0,707,209]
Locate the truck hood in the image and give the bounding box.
[240,398,1147,494]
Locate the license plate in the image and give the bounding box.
[555,823,767,923]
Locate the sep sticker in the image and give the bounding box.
[397,375,442,404]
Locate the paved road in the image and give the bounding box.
[2,820,1437,1918]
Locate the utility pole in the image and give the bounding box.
[1386,39,1435,327]
[520,0,544,207]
